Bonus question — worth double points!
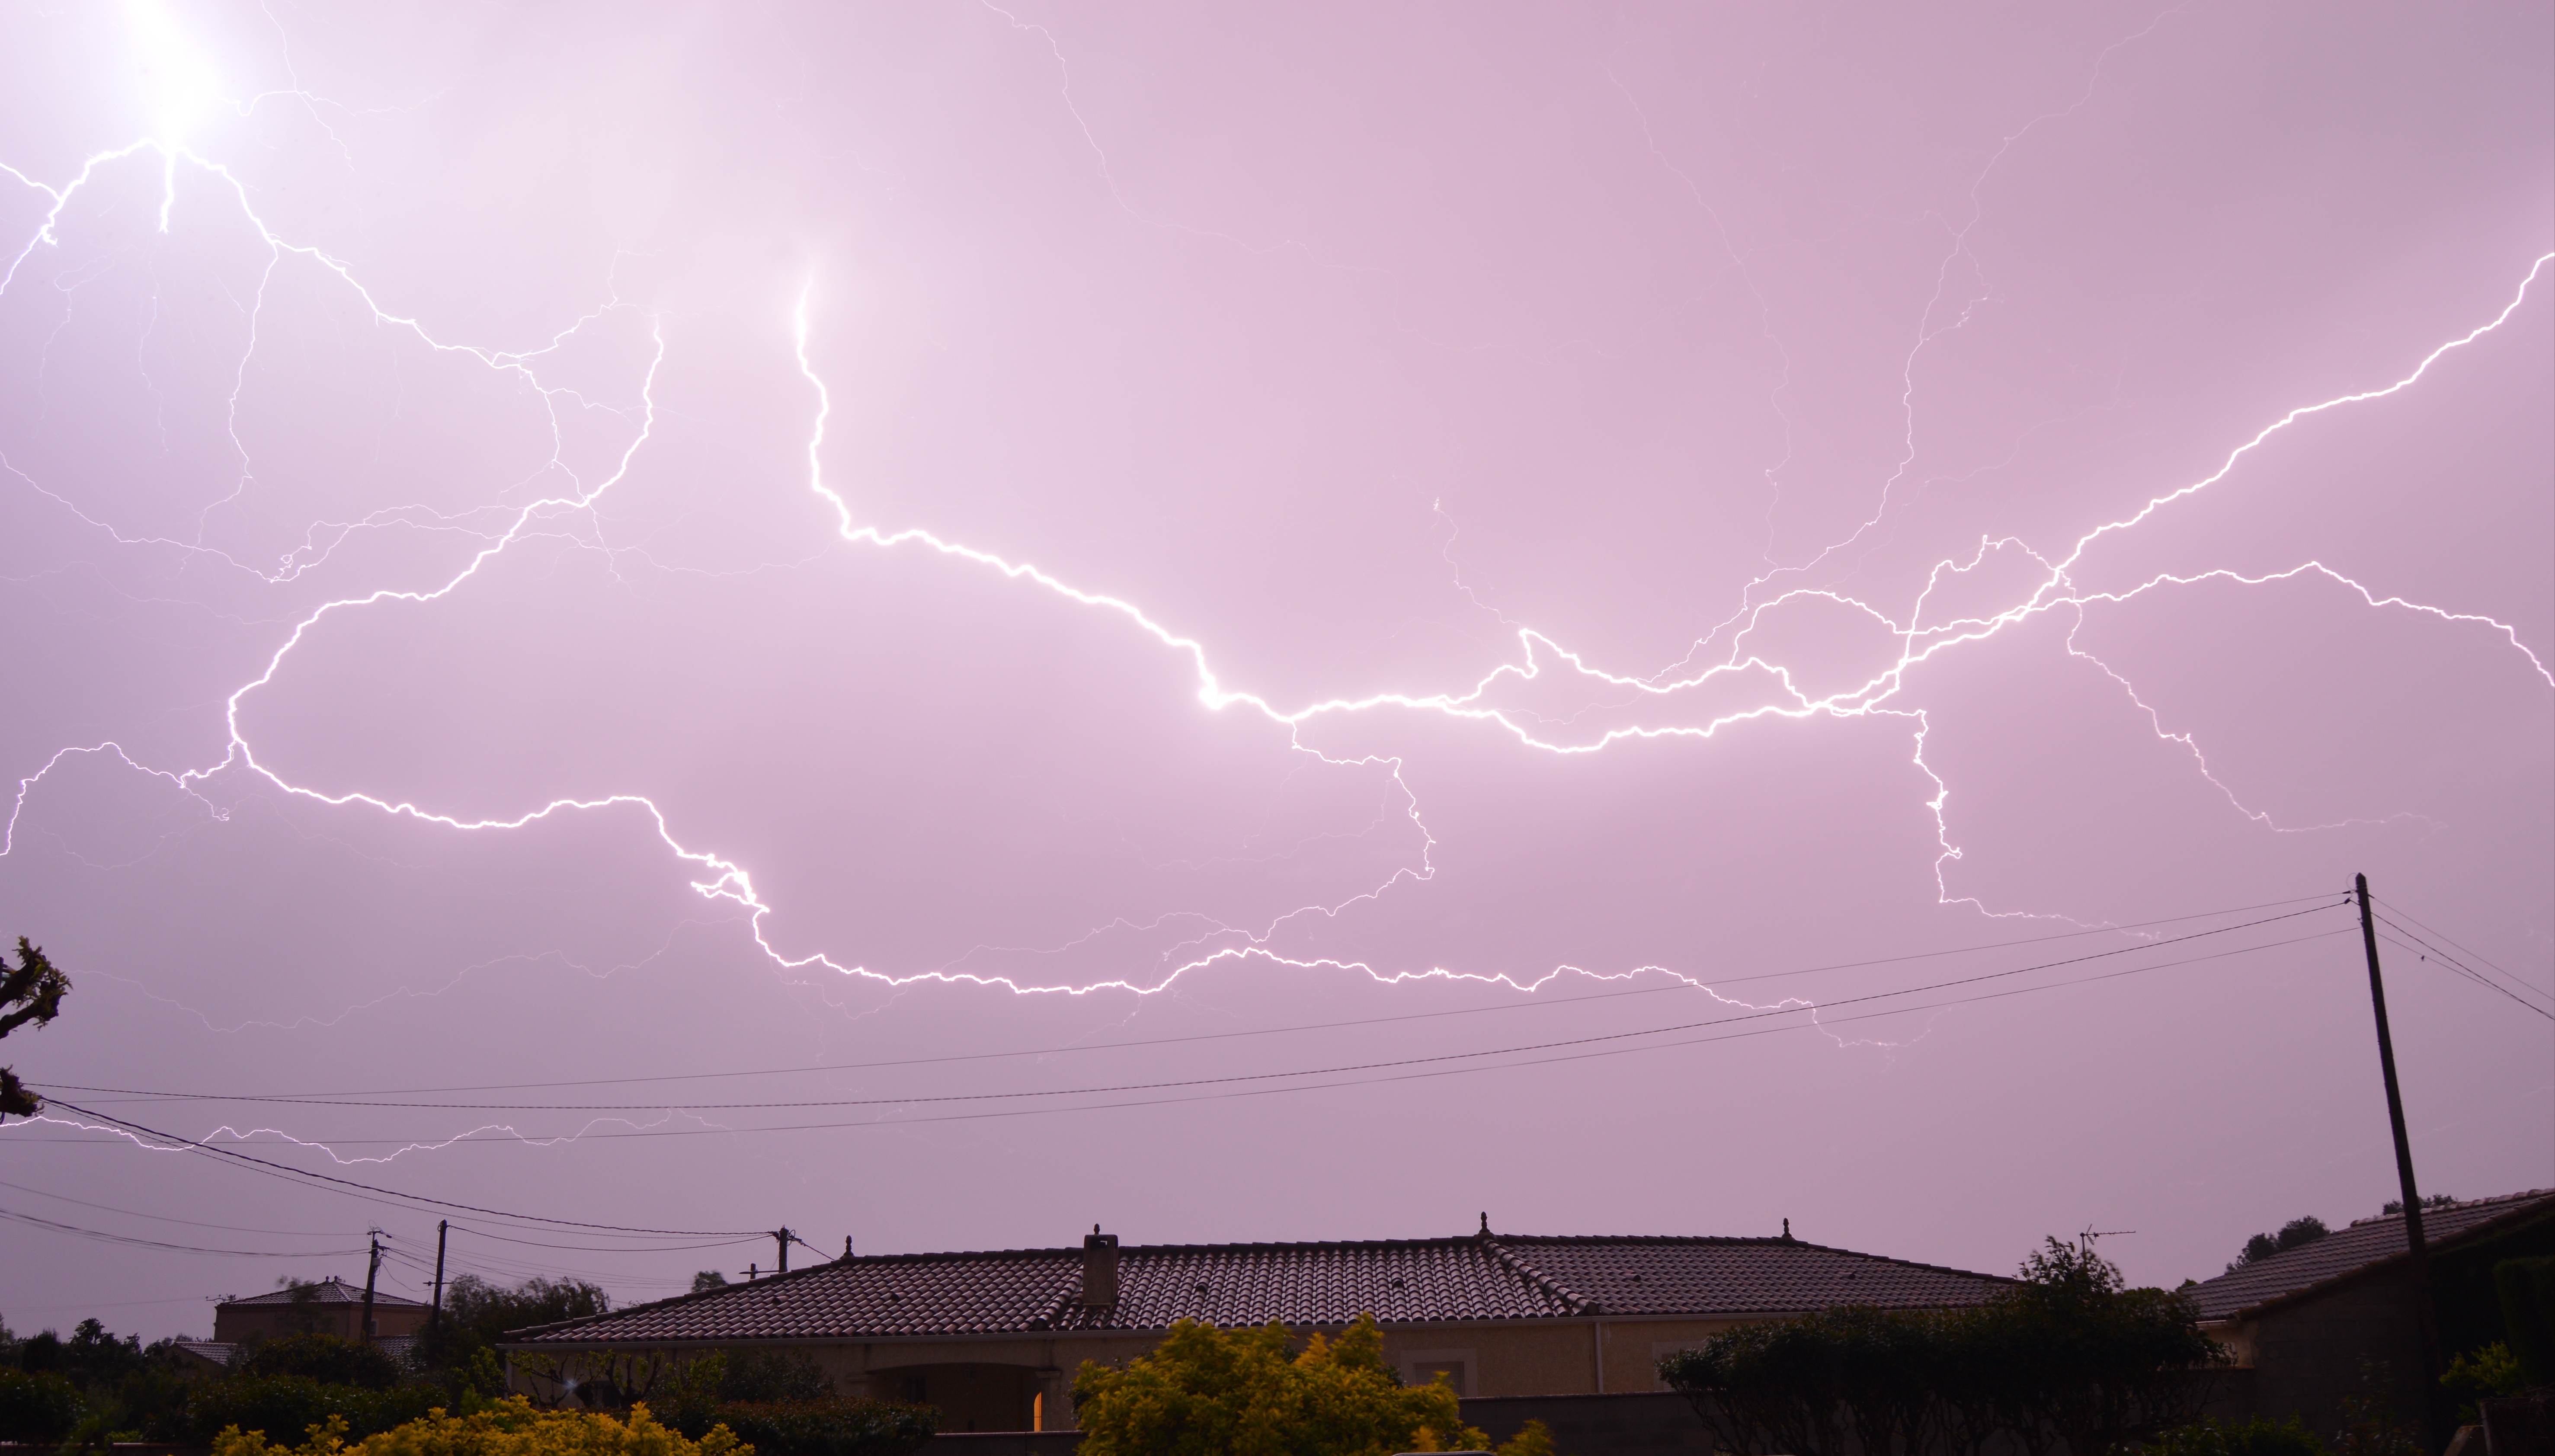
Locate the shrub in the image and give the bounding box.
[688,1400,935,1456]
[1661,1237,2227,1456]
[211,1398,749,1456]
[190,1374,442,1444]
[1072,1313,1483,1456]
[2143,1415,2329,1456]
[0,1368,81,1440]
[243,1334,407,1391]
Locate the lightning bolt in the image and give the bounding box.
[1,3,2548,1178]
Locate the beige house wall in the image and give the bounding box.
[511,1312,1791,1430]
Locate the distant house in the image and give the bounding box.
[2186,1188,2555,1438]
[501,1224,2006,1434]
[212,1276,432,1345]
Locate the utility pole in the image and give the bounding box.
[359,1231,383,1344]
[430,1221,448,1333]
[775,1226,792,1275]
[2355,873,2444,1443]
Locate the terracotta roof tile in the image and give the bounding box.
[507,1233,2004,1345]
[223,1276,426,1309]
[2186,1189,2555,1322]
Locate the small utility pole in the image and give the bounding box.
[775,1226,793,1275]
[359,1231,383,1344]
[2355,874,2444,1441]
[430,1221,449,1333]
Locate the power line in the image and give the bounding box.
[19,1103,769,1239]
[36,891,2345,1106]
[0,1205,369,1260]
[45,902,2346,1117]
[0,1177,363,1239]
[2371,893,2553,995]
[2374,928,2555,1021]
[2369,915,2554,1017]
[48,922,2348,1146]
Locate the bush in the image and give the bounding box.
[1071,1313,1484,1456]
[0,1368,81,1440]
[1661,1237,2227,1456]
[243,1334,407,1392]
[688,1401,935,1456]
[189,1374,442,1444]
[2144,1415,2329,1456]
[211,1397,749,1456]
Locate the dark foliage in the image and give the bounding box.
[0,1370,81,1440]
[2381,1194,2459,1216]
[2140,1415,2329,1456]
[0,935,71,1120]
[717,1349,835,1405]
[1660,1237,2227,1456]
[672,1398,937,1456]
[240,1333,405,1391]
[2499,1256,2555,1388]
[692,1271,730,1295]
[426,1274,610,1357]
[416,1272,612,1402]
[187,1373,441,1444]
[17,1330,62,1373]
[2227,1218,2329,1274]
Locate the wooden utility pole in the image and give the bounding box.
[775,1226,793,1275]
[359,1232,383,1344]
[430,1221,448,1332]
[2355,873,2444,1442]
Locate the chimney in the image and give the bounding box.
[1080,1226,1119,1307]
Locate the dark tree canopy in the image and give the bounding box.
[1660,1237,2227,1456]
[2227,1216,2329,1274]
[0,937,70,1120]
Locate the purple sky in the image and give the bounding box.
[2,2,2549,1342]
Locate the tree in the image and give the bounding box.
[2380,1194,2457,1216]
[2227,1217,2329,1274]
[1072,1313,1501,1456]
[0,937,70,1120]
[1661,1237,2227,1456]
[691,1271,730,1295]
[239,1334,403,1391]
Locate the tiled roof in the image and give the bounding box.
[508,1233,2006,1346]
[1495,1235,2008,1315]
[173,1341,240,1368]
[2187,1189,2555,1322]
[223,1276,427,1309]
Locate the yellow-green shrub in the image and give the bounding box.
[211,1397,749,1456]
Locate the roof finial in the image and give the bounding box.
[1478,1211,1490,1236]
[1783,1218,1791,1242]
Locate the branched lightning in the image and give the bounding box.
[2,14,2551,1171]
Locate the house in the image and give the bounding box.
[212,1276,432,1345]
[2185,1188,2555,1439]
[500,1222,2007,1435]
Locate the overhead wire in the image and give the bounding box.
[2368,915,2554,1018]
[34,890,2347,1105]
[0,1205,369,1260]
[3,1106,771,1239]
[2371,893,2553,996]
[44,901,2347,1117]
[2373,929,2554,1021]
[49,919,2351,1146]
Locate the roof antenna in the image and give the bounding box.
[1478,1211,1490,1236]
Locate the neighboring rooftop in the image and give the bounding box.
[508,1232,2008,1345]
[2187,1189,2555,1322]
[222,1276,427,1309]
